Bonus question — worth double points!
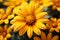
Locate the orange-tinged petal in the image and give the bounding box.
[47,33,52,40]
[4,38,7,40]
[19,25,28,36]
[27,26,33,38]
[35,12,47,19]
[0,36,3,40]
[49,28,55,32]
[41,32,47,40]
[33,26,41,35]
[51,36,59,40]
[55,28,59,32]
[0,20,3,24]
[34,36,41,40]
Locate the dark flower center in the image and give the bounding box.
[25,15,36,26]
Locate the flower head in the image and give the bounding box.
[10,1,48,38]
[0,25,11,40]
[34,32,59,40]
[46,18,60,32]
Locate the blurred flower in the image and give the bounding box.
[9,1,49,38]
[3,0,26,6]
[34,32,59,40]
[52,0,60,11]
[0,6,14,24]
[0,25,11,40]
[46,18,60,32]
[31,0,53,7]
[0,0,3,2]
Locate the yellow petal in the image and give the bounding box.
[4,19,9,24]
[57,7,60,11]
[0,36,3,40]
[19,25,28,36]
[6,6,15,15]
[13,22,26,32]
[26,1,36,14]
[35,5,45,15]
[35,20,46,29]
[7,26,14,33]
[47,33,52,40]
[4,38,7,40]
[41,32,47,40]
[5,34,11,38]
[55,28,59,32]
[14,16,24,21]
[7,15,14,19]
[34,36,41,40]
[57,19,60,22]
[27,26,33,38]
[35,12,47,19]
[36,19,49,23]
[13,2,28,16]
[0,20,3,24]
[33,26,41,35]
[51,36,59,40]
[4,25,8,31]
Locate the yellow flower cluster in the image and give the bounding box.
[0,0,60,40]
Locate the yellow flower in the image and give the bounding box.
[34,32,59,40]
[46,18,60,32]
[31,0,53,7]
[0,6,14,24]
[3,0,26,6]
[0,25,11,40]
[10,1,48,38]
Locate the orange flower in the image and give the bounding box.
[34,32,59,40]
[52,0,60,11]
[0,25,11,40]
[46,18,60,32]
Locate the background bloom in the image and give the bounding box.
[0,25,11,40]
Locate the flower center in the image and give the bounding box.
[25,15,36,25]
[52,22,58,28]
[52,0,60,7]
[0,28,7,37]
